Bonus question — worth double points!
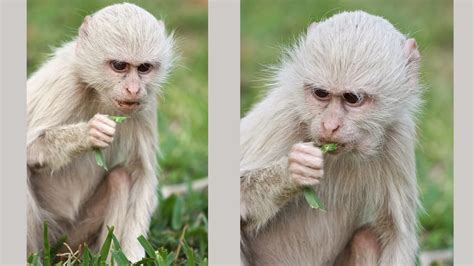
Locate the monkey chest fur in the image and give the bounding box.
[247,197,364,266]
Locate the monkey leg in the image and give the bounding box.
[66,167,131,252]
[334,226,381,266]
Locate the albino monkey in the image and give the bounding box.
[27,3,174,260]
[241,11,422,266]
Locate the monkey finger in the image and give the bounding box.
[92,120,116,136]
[96,114,117,128]
[90,128,114,143]
[292,142,323,158]
[289,162,324,179]
[291,173,320,186]
[90,138,109,148]
[289,151,323,169]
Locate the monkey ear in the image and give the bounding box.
[403,38,420,63]
[79,15,92,38]
[307,22,319,35]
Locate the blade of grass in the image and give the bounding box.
[28,253,41,266]
[137,235,157,261]
[199,258,208,266]
[303,143,337,210]
[111,234,131,265]
[94,116,127,169]
[303,187,326,211]
[43,221,51,266]
[109,115,128,123]
[171,196,184,230]
[82,244,91,266]
[94,149,108,171]
[157,254,167,266]
[98,226,114,265]
[183,242,195,266]
[112,250,131,266]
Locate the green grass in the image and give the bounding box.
[28,222,207,265]
[28,0,208,264]
[241,0,453,253]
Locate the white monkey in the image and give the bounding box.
[241,11,422,266]
[27,3,174,261]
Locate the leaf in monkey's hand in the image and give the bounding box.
[320,143,337,153]
[303,143,337,211]
[109,115,128,123]
[303,187,326,211]
[93,116,126,170]
[94,149,108,171]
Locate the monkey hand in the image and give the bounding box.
[288,142,324,187]
[86,114,117,148]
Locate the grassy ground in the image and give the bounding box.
[241,0,453,257]
[28,0,208,264]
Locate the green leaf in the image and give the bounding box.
[320,143,337,153]
[156,254,166,266]
[171,196,184,230]
[28,253,41,266]
[302,143,337,210]
[94,149,108,171]
[199,258,208,266]
[112,234,122,250]
[93,115,127,170]
[98,226,114,265]
[303,187,326,211]
[165,252,175,266]
[43,221,51,266]
[137,235,157,260]
[112,250,131,266]
[92,254,101,265]
[82,244,91,266]
[183,242,196,266]
[109,115,128,123]
[111,234,130,265]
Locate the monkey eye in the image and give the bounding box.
[343,92,365,106]
[137,63,153,74]
[110,61,129,73]
[312,88,330,100]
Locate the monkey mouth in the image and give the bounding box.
[114,99,141,112]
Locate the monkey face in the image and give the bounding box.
[73,3,175,115]
[283,12,422,157]
[302,84,384,156]
[100,59,162,114]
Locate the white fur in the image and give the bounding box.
[27,3,174,261]
[241,11,422,265]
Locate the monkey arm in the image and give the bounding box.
[374,180,418,266]
[240,157,300,233]
[372,141,419,266]
[27,123,90,173]
[119,159,158,261]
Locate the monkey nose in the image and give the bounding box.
[321,122,341,138]
[125,86,140,97]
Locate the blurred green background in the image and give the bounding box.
[241,0,453,257]
[28,0,208,263]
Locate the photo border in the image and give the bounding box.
[0,0,27,264]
